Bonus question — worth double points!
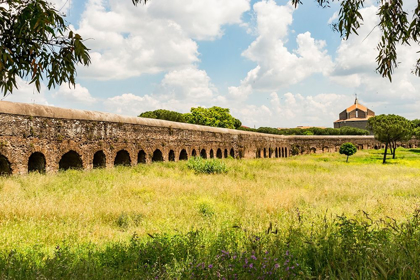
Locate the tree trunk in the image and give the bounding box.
[346,155,349,163]
[393,142,396,159]
[383,142,388,164]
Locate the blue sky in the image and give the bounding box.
[5,0,420,128]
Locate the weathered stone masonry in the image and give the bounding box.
[0,101,417,175]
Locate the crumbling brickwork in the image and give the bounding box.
[0,101,417,175]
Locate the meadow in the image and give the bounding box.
[0,148,420,279]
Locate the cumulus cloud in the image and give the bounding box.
[229,0,333,97]
[74,0,250,80]
[1,78,49,105]
[53,83,96,104]
[104,67,222,116]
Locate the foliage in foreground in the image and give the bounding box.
[1,211,420,279]
[187,157,228,174]
[0,0,91,95]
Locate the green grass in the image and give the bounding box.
[0,148,420,279]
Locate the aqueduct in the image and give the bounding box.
[0,101,417,175]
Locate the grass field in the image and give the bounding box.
[1,148,420,279]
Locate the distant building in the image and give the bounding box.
[334,97,375,130]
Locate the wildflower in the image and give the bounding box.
[251,255,257,260]
[285,250,289,256]
[265,251,269,254]
[274,264,280,269]
[221,250,229,255]
[208,264,213,269]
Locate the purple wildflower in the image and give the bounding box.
[251,255,257,260]
[208,264,213,269]
[274,264,280,269]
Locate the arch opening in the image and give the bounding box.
[169,150,175,162]
[114,150,131,166]
[152,149,164,162]
[210,149,214,159]
[28,152,46,173]
[216,148,223,159]
[192,149,197,157]
[269,148,273,158]
[93,151,106,169]
[275,148,278,158]
[281,147,285,158]
[200,149,207,159]
[230,148,235,158]
[284,147,288,158]
[179,149,188,161]
[263,148,267,158]
[310,147,316,154]
[0,154,12,176]
[59,151,83,171]
[138,150,146,164]
[224,149,228,158]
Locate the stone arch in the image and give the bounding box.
[114,150,131,166]
[275,148,278,158]
[284,147,288,157]
[280,147,283,158]
[59,151,83,171]
[138,150,146,164]
[0,154,12,175]
[224,149,228,158]
[269,148,273,158]
[310,147,316,154]
[179,149,188,161]
[28,152,46,173]
[256,149,261,158]
[230,148,235,158]
[192,149,197,157]
[93,151,106,169]
[210,149,214,158]
[263,148,267,158]
[216,148,223,159]
[322,146,329,153]
[200,149,207,159]
[152,149,164,162]
[169,150,175,162]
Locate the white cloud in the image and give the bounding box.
[104,67,221,115]
[53,83,96,104]
[229,0,333,97]
[75,0,250,80]
[1,78,49,105]
[158,67,216,99]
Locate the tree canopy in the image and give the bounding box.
[367,114,414,163]
[139,109,186,123]
[138,106,242,130]
[0,0,91,96]
[184,107,242,129]
[292,0,420,81]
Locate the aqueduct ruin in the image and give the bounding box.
[0,101,417,175]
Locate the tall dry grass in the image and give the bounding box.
[0,148,419,253]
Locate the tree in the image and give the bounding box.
[292,0,420,81]
[339,142,357,162]
[184,106,242,129]
[139,109,186,123]
[0,0,91,96]
[368,114,414,163]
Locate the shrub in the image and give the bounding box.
[339,142,357,162]
[187,157,227,174]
